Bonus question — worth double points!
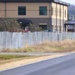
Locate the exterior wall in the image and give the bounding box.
[64,6,68,20]
[0,2,68,32]
[6,3,50,18]
[51,2,68,32]
[5,2,52,30]
[52,3,56,19]
[52,18,64,32]
[26,18,51,29]
[0,2,50,18]
[0,3,5,18]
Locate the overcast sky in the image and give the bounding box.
[61,0,75,5]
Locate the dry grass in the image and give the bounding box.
[0,55,40,65]
[1,40,75,53]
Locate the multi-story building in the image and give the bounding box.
[0,0,68,32]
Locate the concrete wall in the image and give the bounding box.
[0,32,75,50]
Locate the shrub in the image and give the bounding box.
[29,23,42,32]
[0,18,22,32]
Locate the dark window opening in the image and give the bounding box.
[18,19,32,30]
[21,23,29,29]
[55,7,57,16]
[18,6,26,15]
[59,8,61,17]
[56,8,58,16]
[39,25,47,30]
[51,7,53,15]
[39,6,47,15]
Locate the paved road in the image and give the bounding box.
[0,53,75,75]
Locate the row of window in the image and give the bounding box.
[52,7,67,18]
[18,6,67,18]
[18,6,47,15]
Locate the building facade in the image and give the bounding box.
[0,0,68,32]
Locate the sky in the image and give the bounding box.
[61,0,75,5]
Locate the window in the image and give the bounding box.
[52,7,56,16]
[65,10,66,18]
[18,6,26,15]
[39,6,47,15]
[59,9,61,17]
[51,7,53,15]
[39,25,47,30]
[54,7,57,16]
[56,8,58,16]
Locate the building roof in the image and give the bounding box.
[0,0,69,6]
[0,0,54,2]
[54,0,70,6]
[65,21,75,25]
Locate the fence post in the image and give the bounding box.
[57,32,59,42]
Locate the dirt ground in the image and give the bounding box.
[0,53,66,71]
